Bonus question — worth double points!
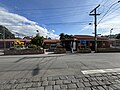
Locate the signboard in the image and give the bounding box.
[80,40,86,44]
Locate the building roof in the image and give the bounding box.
[74,35,109,41]
[0,39,31,42]
[44,39,60,43]
[0,39,60,43]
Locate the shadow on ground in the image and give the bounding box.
[32,64,39,76]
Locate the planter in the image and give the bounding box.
[97,48,120,53]
[77,48,91,53]
[4,48,44,55]
[54,47,66,54]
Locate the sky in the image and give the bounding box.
[0,0,120,39]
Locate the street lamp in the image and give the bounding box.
[36,30,39,33]
[110,28,113,39]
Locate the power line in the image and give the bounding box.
[100,5,120,22]
[1,4,96,12]
[24,7,90,17]
[0,6,90,21]
[44,21,92,25]
[101,0,109,6]
[29,11,88,21]
[98,0,119,24]
[98,0,120,24]
[101,0,117,7]
[99,0,118,14]
[1,21,91,26]
[10,6,91,20]
[104,5,120,17]
[99,0,119,14]
[100,0,106,4]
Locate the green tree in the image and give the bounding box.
[31,34,44,47]
[59,33,65,40]
[116,33,120,39]
[59,33,73,40]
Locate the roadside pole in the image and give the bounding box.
[89,4,100,52]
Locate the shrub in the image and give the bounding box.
[28,44,37,48]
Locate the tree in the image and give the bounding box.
[116,33,120,39]
[59,33,74,48]
[31,33,44,47]
[23,36,31,39]
[59,33,73,40]
[59,33,65,40]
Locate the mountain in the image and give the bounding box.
[0,25,15,39]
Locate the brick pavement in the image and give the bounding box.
[1,72,120,90]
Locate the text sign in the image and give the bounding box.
[80,40,86,44]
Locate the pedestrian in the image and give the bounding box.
[70,44,74,53]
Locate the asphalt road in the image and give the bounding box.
[0,53,120,79]
[0,53,120,90]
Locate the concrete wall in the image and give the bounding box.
[97,48,120,53]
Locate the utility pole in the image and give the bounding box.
[3,27,6,53]
[89,4,100,52]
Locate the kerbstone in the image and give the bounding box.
[52,76,59,81]
[45,85,52,90]
[97,86,105,90]
[42,81,48,86]
[54,85,60,90]
[83,82,91,87]
[76,82,84,88]
[48,81,55,85]
[23,83,33,88]
[61,85,67,89]
[90,81,99,86]
[63,80,71,84]
[37,87,44,90]
[68,84,77,89]
[56,80,63,85]
[27,88,37,90]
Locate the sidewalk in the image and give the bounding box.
[0,72,120,90]
[0,52,66,58]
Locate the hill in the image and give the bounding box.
[0,25,15,39]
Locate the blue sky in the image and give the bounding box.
[0,0,120,38]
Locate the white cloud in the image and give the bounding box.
[81,12,120,36]
[52,30,55,33]
[0,7,59,39]
[98,12,120,35]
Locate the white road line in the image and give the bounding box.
[81,68,120,74]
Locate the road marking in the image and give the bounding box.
[81,68,120,74]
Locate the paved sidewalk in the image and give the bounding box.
[0,53,66,58]
[1,72,120,90]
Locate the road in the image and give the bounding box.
[0,53,120,90]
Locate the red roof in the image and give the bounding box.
[0,39,60,43]
[0,39,31,42]
[74,35,109,41]
[44,39,60,43]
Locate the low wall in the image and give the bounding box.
[97,48,120,53]
[77,48,91,53]
[54,48,66,54]
[4,48,44,55]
